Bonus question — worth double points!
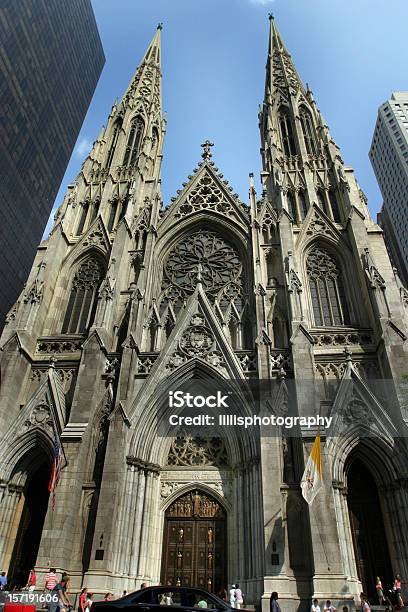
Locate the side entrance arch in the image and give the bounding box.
[161,489,227,593]
[347,459,393,600]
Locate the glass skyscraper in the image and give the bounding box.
[0,0,105,325]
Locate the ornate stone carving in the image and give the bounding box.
[236,351,257,374]
[343,396,369,424]
[270,350,292,372]
[37,338,83,354]
[23,279,44,304]
[56,369,76,391]
[163,231,242,297]
[104,356,120,379]
[166,491,225,518]
[167,435,228,467]
[25,403,53,430]
[179,315,214,357]
[5,300,19,323]
[82,229,106,250]
[305,211,337,240]
[311,329,373,347]
[160,480,232,501]
[136,353,158,375]
[176,174,234,217]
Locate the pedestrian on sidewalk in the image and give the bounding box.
[360,595,370,612]
[0,572,8,591]
[323,600,336,612]
[25,568,36,592]
[85,592,93,612]
[235,584,243,610]
[229,585,236,608]
[375,577,384,606]
[311,598,321,612]
[45,569,58,592]
[79,587,88,612]
[270,592,281,612]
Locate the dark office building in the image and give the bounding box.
[0,0,105,325]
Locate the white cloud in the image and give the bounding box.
[249,0,276,4]
[75,136,92,158]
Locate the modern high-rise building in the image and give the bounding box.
[0,0,105,326]
[1,17,408,611]
[369,92,408,285]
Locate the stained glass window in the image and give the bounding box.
[307,246,350,326]
[62,257,104,333]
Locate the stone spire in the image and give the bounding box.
[259,16,359,225]
[120,23,163,118]
[264,14,305,104]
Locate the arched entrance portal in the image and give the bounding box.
[347,460,393,600]
[161,490,227,593]
[8,458,50,587]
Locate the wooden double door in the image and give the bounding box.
[161,490,227,593]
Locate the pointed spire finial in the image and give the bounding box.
[201,140,214,161]
[196,263,203,284]
[344,347,353,363]
[268,12,274,20]
[157,22,163,30]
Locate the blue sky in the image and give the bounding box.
[45,0,408,235]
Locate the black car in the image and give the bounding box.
[92,587,240,612]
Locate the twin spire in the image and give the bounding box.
[120,23,163,115]
[264,14,305,102]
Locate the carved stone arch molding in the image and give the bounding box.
[0,427,54,485]
[127,360,259,468]
[327,434,401,487]
[159,481,232,514]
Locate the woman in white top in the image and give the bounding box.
[311,598,321,612]
[229,585,236,608]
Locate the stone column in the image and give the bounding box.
[0,485,23,569]
[332,482,359,592]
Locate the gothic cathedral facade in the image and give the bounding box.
[1,18,408,611]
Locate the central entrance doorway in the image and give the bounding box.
[347,459,393,601]
[161,490,227,593]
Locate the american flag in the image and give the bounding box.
[48,433,62,509]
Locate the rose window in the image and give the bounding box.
[163,231,242,296]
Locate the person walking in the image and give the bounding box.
[48,576,71,612]
[0,572,8,590]
[393,575,403,608]
[323,601,336,612]
[45,569,58,592]
[311,598,321,612]
[270,592,281,612]
[25,568,37,592]
[234,584,243,610]
[229,585,236,608]
[85,592,93,612]
[79,588,88,612]
[360,595,370,612]
[375,577,384,606]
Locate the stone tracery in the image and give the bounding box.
[162,230,242,297]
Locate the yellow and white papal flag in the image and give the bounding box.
[301,434,323,505]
